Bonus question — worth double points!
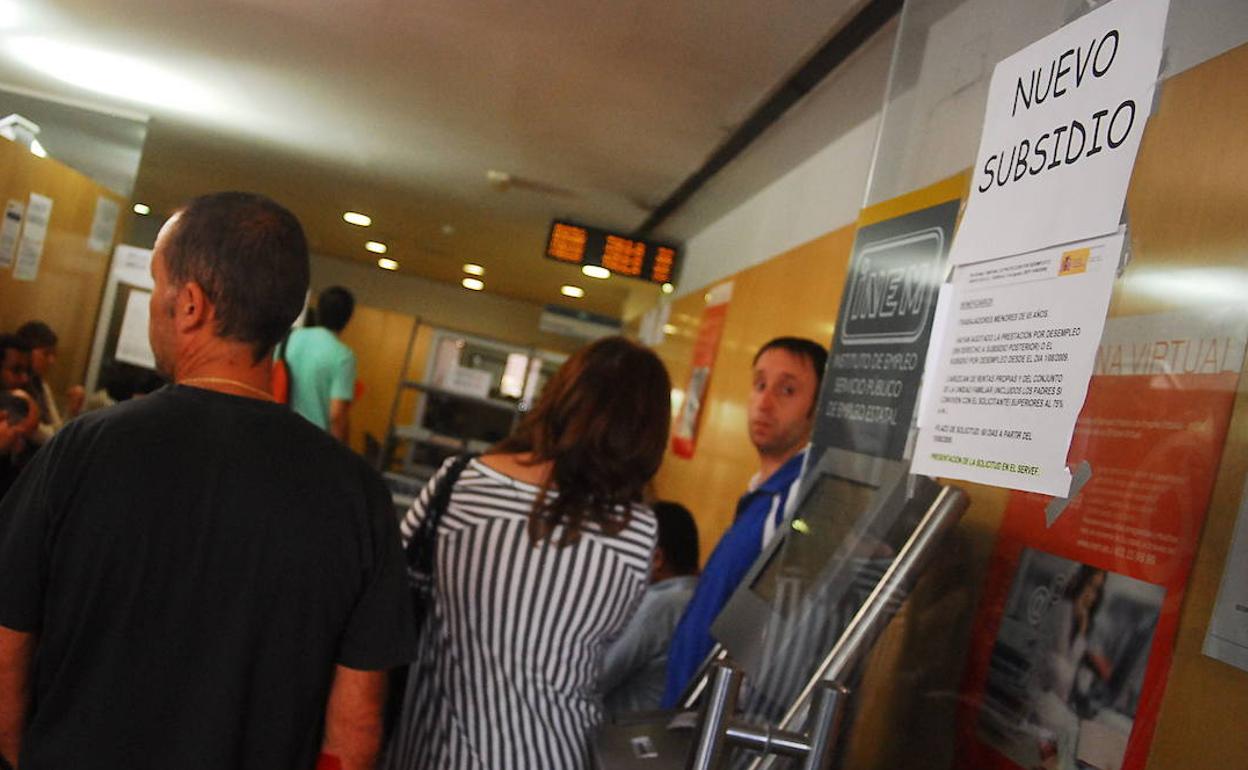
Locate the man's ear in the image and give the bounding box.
[174,280,212,334]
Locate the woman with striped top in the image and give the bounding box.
[385,336,672,770]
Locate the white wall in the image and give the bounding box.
[669,22,897,297]
[666,0,1248,300]
[309,252,581,353]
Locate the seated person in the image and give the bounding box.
[601,501,700,717]
[15,321,85,444]
[661,337,826,707]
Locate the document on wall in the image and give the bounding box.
[13,192,52,281]
[1204,479,1248,672]
[950,0,1168,265]
[672,281,732,459]
[912,232,1121,496]
[88,195,121,253]
[0,199,23,269]
[110,244,155,290]
[114,288,157,370]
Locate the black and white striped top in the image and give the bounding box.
[385,457,658,770]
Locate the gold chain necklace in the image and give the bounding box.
[179,377,275,402]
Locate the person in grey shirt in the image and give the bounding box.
[602,501,700,716]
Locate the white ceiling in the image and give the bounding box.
[0,0,863,316]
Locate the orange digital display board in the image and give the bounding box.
[544,220,680,284]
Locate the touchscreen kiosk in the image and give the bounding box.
[595,448,953,770]
[706,447,941,723]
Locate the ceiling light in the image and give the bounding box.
[462,277,485,291]
[661,282,674,294]
[560,285,585,298]
[4,36,219,114]
[462,263,485,276]
[28,137,46,158]
[441,223,456,236]
[377,257,399,271]
[365,241,387,254]
[582,265,610,279]
[133,203,151,215]
[663,323,678,335]
[342,211,371,227]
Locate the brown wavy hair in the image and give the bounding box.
[494,336,672,546]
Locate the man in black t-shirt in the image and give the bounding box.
[0,193,414,770]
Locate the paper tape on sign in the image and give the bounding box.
[951,0,1169,265]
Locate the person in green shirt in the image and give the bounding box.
[282,286,357,442]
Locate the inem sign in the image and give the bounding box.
[841,229,944,346]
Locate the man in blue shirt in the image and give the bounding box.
[661,336,827,707]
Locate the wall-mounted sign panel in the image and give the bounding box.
[544,220,679,284]
[811,195,961,461]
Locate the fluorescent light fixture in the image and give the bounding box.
[4,36,219,114]
[462,263,485,276]
[342,211,371,226]
[663,323,678,335]
[661,282,674,294]
[132,203,151,216]
[377,257,399,271]
[365,241,387,254]
[28,137,46,157]
[581,265,610,279]
[560,285,585,298]
[462,277,485,291]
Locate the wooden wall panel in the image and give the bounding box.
[336,305,435,454]
[0,139,123,404]
[1122,41,1248,770]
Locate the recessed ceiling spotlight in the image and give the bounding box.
[441,223,456,236]
[133,203,151,216]
[343,211,371,227]
[560,285,585,298]
[365,241,387,254]
[463,263,485,276]
[582,265,610,280]
[661,282,674,294]
[377,257,399,271]
[462,277,485,291]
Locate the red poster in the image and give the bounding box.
[671,283,732,459]
[957,309,1247,770]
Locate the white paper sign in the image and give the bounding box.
[88,196,121,253]
[13,192,53,281]
[911,232,1122,495]
[445,367,493,399]
[951,0,1168,265]
[0,199,22,269]
[1204,478,1248,672]
[114,288,156,370]
[110,244,154,290]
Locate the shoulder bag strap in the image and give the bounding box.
[409,453,477,576]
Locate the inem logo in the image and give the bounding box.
[840,228,943,346]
